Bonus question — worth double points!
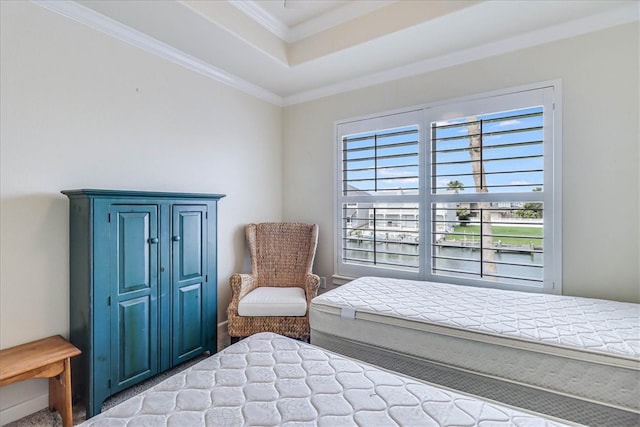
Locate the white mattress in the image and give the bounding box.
[78,332,578,426]
[310,276,640,413]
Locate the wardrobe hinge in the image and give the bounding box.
[107,296,111,306]
[108,213,111,222]
[108,379,111,388]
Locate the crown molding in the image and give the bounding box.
[286,1,394,43]
[31,0,638,108]
[228,0,289,41]
[228,0,394,43]
[32,0,284,106]
[283,2,639,106]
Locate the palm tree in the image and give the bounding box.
[467,117,497,280]
[447,180,464,193]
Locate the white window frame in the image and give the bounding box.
[334,81,562,294]
[335,109,425,282]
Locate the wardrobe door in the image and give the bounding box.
[109,204,159,392]
[171,204,208,365]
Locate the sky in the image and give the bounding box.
[343,106,544,196]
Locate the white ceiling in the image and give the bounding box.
[258,1,356,28]
[37,0,638,105]
[232,0,396,41]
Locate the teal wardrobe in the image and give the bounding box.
[62,189,225,417]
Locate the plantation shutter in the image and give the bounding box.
[337,111,423,277]
[427,92,553,289]
[334,83,560,293]
[342,127,419,196]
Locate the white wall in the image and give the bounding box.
[0,2,282,423]
[283,22,640,304]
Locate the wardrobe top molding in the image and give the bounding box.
[61,189,226,200]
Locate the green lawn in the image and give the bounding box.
[448,225,542,246]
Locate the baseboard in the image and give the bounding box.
[0,393,48,426]
[217,320,230,352]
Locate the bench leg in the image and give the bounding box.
[49,358,73,427]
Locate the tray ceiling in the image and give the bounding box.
[37,0,638,105]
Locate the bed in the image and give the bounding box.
[78,332,578,426]
[310,276,640,426]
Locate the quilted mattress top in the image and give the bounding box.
[311,277,640,361]
[78,332,576,426]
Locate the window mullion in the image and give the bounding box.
[372,207,377,265]
[373,133,377,193]
[479,206,484,278]
[479,119,484,191]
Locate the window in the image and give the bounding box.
[335,82,561,293]
[338,111,423,278]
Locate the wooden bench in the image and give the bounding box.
[0,335,81,427]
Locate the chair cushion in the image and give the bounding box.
[238,287,307,317]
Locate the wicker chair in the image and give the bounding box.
[228,222,320,341]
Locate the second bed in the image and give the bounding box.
[310,276,640,426]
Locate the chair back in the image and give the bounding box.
[246,222,318,287]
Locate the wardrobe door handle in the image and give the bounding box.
[173,236,181,241]
[148,237,159,244]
